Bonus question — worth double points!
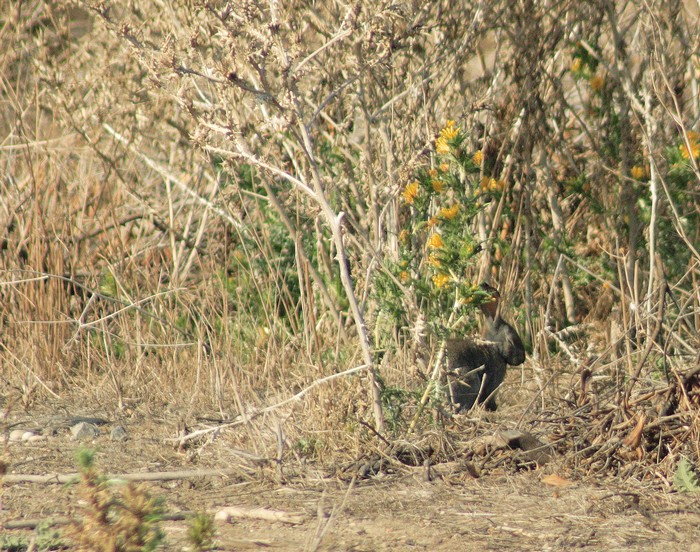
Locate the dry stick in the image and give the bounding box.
[165,364,368,445]
[642,88,659,331]
[103,124,244,229]
[215,506,305,525]
[4,468,240,485]
[293,113,385,433]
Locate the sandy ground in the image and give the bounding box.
[3,404,700,551]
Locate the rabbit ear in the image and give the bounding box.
[479,283,501,319]
[480,282,501,299]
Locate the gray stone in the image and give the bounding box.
[70,421,100,441]
[110,425,128,442]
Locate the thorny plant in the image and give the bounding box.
[67,449,165,552]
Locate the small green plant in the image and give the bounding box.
[381,385,421,432]
[294,437,321,458]
[0,536,27,552]
[186,512,216,552]
[673,457,700,493]
[68,449,165,551]
[0,522,66,552]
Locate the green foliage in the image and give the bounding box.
[0,524,65,552]
[221,164,329,333]
[99,270,118,298]
[570,41,600,80]
[294,437,322,458]
[673,457,700,493]
[381,385,421,433]
[379,121,502,339]
[186,512,217,552]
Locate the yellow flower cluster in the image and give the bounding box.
[435,120,460,155]
[438,204,460,220]
[431,179,445,193]
[472,150,484,167]
[432,273,451,289]
[427,233,444,249]
[589,74,605,92]
[399,271,410,284]
[680,131,700,160]
[630,165,647,180]
[402,181,419,204]
[480,176,505,192]
[571,57,582,73]
[427,253,441,267]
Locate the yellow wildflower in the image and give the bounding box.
[399,271,410,284]
[571,57,582,73]
[402,181,420,204]
[438,204,460,220]
[427,216,439,228]
[428,233,444,249]
[432,273,451,289]
[680,131,700,160]
[431,179,445,193]
[589,74,605,92]
[481,177,502,192]
[427,253,441,267]
[439,162,450,172]
[435,120,460,155]
[489,179,505,192]
[398,229,410,244]
[428,168,439,178]
[630,165,647,180]
[472,150,484,167]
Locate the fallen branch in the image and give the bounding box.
[215,506,306,525]
[3,468,241,485]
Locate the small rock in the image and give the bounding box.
[21,431,37,442]
[70,422,99,441]
[110,426,128,442]
[9,429,27,442]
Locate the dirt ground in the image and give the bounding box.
[3,401,700,551]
